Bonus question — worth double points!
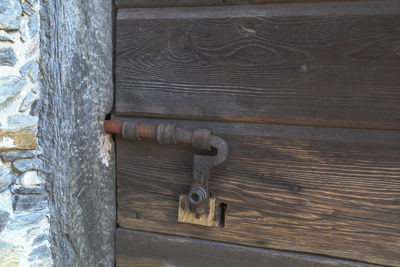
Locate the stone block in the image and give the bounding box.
[7,114,38,129]
[6,209,47,230]
[15,170,43,186]
[29,244,51,261]
[29,99,41,116]
[20,22,28,42]
[0,149,42,162]
[0,76,25,104]
[11,184,44,194]
[20,60,34,76]
[0,30,13,42]
[28,61,39,82]
[12,194,47,212]
[0,129,38,150]
[22,2,35,16]
[19,91,38,112]
[28,14,39,38]
[32,233,48,246]
[0,165,16,192]
[0,210,10,232]
[0,47,16,66]
[0,0,21,30]
[0,189,12,211]
[12,157,42,172]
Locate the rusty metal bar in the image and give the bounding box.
[104,120,123,134]
[104,119,228,212]
[104,120,215,149]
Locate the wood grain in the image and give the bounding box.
[116,228,379,267]
[116,1,400,130]
[116,117,400,266]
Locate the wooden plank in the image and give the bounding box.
[116,0,222,8]
[116,117,400,266]
[115,0,373,8]
[116,1,400,130]
[116,228,379,267]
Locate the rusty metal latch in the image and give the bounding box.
[104,120,228,227]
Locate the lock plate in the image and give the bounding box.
[178,194,215,227]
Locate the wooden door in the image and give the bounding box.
[114,1,400,266]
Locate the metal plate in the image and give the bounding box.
[178,195,215,227]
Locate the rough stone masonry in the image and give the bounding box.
[0,0,52,266]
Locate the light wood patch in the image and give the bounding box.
[178,195,215,227]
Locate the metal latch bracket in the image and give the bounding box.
[104,120,228,227]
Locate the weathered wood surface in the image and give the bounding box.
[116,1,400,130]
[116,117,400,266]
[116,0,222,8]
[116,228,379,267]
[115,0,351,8]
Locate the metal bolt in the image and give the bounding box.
[194,207,205,218]
[189,187,206,205]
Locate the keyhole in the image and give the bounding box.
[218,203,227,228]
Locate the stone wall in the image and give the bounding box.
[0,0,52,266]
